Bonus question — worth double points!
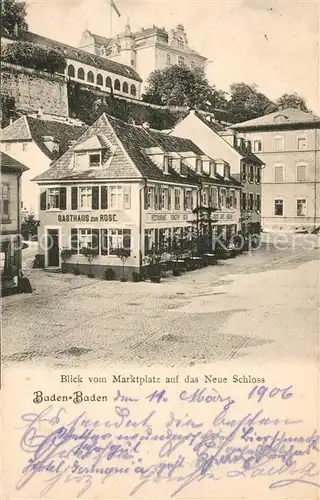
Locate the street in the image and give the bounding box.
[2,234,319,368]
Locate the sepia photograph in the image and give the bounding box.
[1,0,319,498]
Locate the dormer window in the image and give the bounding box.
[163,155,172,173]
[177,37,184,49]
[210,161,216,177]
[89,152,102,167]
[224,164,230,178]
[180,161,188,176]
[196,159,203,174]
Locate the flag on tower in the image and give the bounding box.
[111,0,121,17]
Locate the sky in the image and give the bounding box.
[25,0,320,112]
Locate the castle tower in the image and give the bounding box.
[118,19,136,67]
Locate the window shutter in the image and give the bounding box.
[92,229,100,253]
[60,187,67,210]
[100,229,108,255]
[183,189,187,210]
[144,185,148,210]
[168,188,171,210]
[101,186,108,209]
[123,185,131,209]
[71,187,78,210]
[123,229,131,254]
[71,228,78,254]
[40,189,47,211]
[92,186,99,210]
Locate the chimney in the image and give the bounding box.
[142,121,150,129]
[42,136,60,154]
[14,23,19,37]
[37,107,44,119]
[67,139,76,148]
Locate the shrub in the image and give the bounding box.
[132,271,140,282]
[3,41,67,74]
[105,268,115,281]
[32,254,44,268]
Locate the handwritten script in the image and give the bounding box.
[15,385,319,497]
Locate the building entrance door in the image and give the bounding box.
[47,229,60,267]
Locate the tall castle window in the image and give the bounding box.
[106,76,112,88]
[77,67,85,80]
[122,82,128,93]
[114,79,121,91]
[177,37,184,49]
[67,64,75,77]
[178,56,185,67]
[87,71,95,83]
[97,74,103,86]
[130,84,136,96]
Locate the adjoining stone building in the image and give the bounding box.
[1,113,88,218]
[172,110,264,234]
[78,23,207,91]
[33,113,241,278]
[1,152,29,294]
[232,108,320,231]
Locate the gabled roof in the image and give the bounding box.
[1,152,29,172]
[1,116,88,160]
[231,107,320,130]
[194,110,226,133]
[5,31,142,82]
[34,113,241,188]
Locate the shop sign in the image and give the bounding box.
[58,213,118,223]
[215,212,235,222]
[148,213,190,223]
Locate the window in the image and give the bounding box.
[297,199,307,216]
[147,187,154,209]
[297,137,307,150]
[256,194,261,211]
[123,185,131,209]
[274,199,283,216]
[256,167,261,184]
[109,229,131,255]
[274,136,284,151]
[5,144,11,152]
[79,229,92,249]
[297,164,307,182]
[130,84,136,96]
[77,67,85,80]
[241,193,247,211]
[109,186,122,209]
[249,193,254,211]
[114,79,121,91]
[229,190,235,209]
[249,165,254,182]
[122,82,128,93]
[190,61,195,70]
[106,76,112,88]
[174,189,181,210]
[178,56,185,67]
[68,64,75,77]
[144,229,153,254]
[177,38,184,49]
[89,152,101,168]
[87,71,94,83]
[201,188,208,207]
[241,163,247,181]
[253,140,262,152]
[97,74,103,86]
[79,187,92,209]
[224,164,230,178]
[21,143,28,151]
[47,188,60,210]
[184,190,192,210]
[161,188,168,210]
[166,54,171,65]
[275,165,284,182]
[1,184,10,219]
[220,189,226,208]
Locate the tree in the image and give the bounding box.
[2,0,28,36]
[115,247,130,282]
[228,82,274,123]
[21,214,39,240]
[142,65,224,109]
[275,93,308,112]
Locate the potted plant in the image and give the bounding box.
[115,247,130,282]
[79,246,98,278]
[60,248,73,273]
[144,245,163,283]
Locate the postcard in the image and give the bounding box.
[1,0,319,499]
